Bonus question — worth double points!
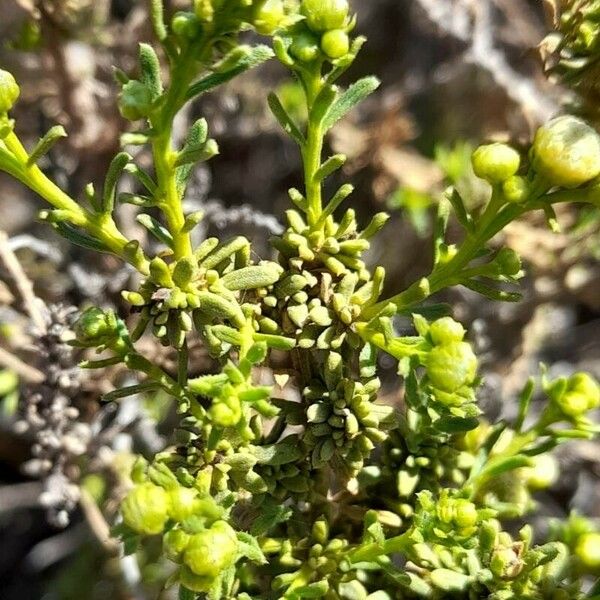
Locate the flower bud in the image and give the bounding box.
[321,29,350,59]
[253,0,285,35]
[118,80,154,121]
[209,396,242,427]
[532,116,600,188]
[494,248,522,277]
[523,454,558,490]
[171,12,202,40]
[471,143,521,184]
[429,317,466,346]
[290,30,321,63]
[453,499,478,528]
[301,0,349,32]
[554,372,600,418]
[183,521,238,578]
[163,528,191,562]
[0,69,20,113]
[167,486,200,522]
[576,532,600,569]
[74,308,120,346]
[569,372,600,410]
[426,341,478,393]
[121,483,169,535]
[502,175,529,203]
[490,546,523,580]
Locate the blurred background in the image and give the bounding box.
[0,0,598,598]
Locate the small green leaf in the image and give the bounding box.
[136,214,174,248]
[462,279,522,302]
[27,125,67,167]
[323,76,380,130]
[186,45,274,100]
[102,152,131,214]
[139,43,162,99]
[268,92,305,146]
[315,154,346,182]
[236,532,267,564]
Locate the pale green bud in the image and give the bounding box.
[321,29,350,59]
[301,0,349,32]
[426,341,478,393]
[503,175,529,203]
[184,521,238,577]
[429,317,466,346]
[0,69,20,113]
[121,483,169,535]
[472,143,521,184]
[253,0,285,35]
[119,80,154,121]
[532,116,600,188]
[576,532,600,569]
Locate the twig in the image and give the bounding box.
[0,230,47,333]
[79,488,120,553]
[0,345,45,384]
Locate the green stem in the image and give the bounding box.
[150,36,215,260]
[300,66,326,229]
[1,131,149,274]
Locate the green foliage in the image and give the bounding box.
[1,1,600,598]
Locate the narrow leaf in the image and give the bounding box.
[268,93,305,146]
[136,214,174,248]
[102,152,131,213]
[27,125,67,167]
[323,76,380,130]
[139,43,162,99]
[315,154,346,182]
[186,45,274,100]
[149,0,167,41]
[462,279,522,302]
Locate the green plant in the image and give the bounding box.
[1,0,600,598]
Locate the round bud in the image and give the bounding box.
[167,486,200,522]
[301,0,349,32]
[503,175,529,203]
[163,528,191,562]
[74,307,119,346]
[495,248,522,276]
[209,396,242,427]
[453,499,478,528]
[0,69,20,114]
[490,547,523,580]
[290,30,321,63]
[253,0,285,35]
[118,80,154,121]
[121,483,169,535]
[429,317,466,346]
[436,498,455,524]
[471,143,521,184]
[321,29,350,59]
[557,391,589,418]
[183,521,238,578]
[426,341,478,393]
[569,372,600,410]
[576,532,600,569]
[171,12,202,40]
[532,116,600,188]
[523,454,558,490]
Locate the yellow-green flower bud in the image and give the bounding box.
[490,546,523,580]
[495,248,522,276]
[183,521,238,578]
[171,12,202,39]
[253,0,285,35]
[209,396,242,427]
[321,29,350,59]
[532,116,600,188]
[453,499,478,528]
[429,317,466,346]
[301,0,349,32]
[0,69,20,114]
[569,372,600,410]
[74,308,119,346]
[426,341,478,393]
[167,486,200,522]
[163,528,191,562]
[576,532,600,569]
[118,80,154,121]
[523,454,558,491]
[121,483,169,535]
[290,30,321,63]
[503,175,529,203]
[471,143,521,184]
